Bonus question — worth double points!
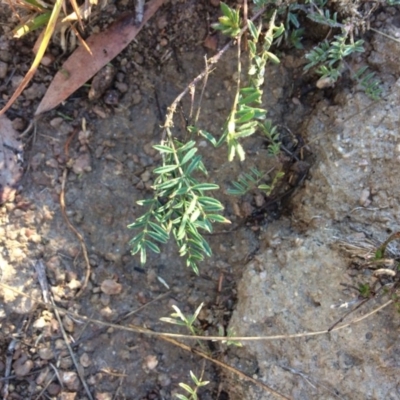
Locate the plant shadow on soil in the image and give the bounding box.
[2,1,394,399]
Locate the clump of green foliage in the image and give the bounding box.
[254,0,386,99]
[212,7,284,161]
[128,135,230,275]
[129,3,286,273]
[129,0,391,273]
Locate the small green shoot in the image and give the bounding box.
[227,167,284,196]
[212,2,241,38]
[160,303,204,337]
[359,283,371,298]
[259,120,281,156]
[354,66,382,101]
[176,371,210,400]
[160,303,207,350]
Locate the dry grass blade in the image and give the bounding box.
[0,0,63,116]
[0,281,395,343]
[68,0,83,28]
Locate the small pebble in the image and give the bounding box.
[62,371,80,391]
[100,279,122,295]
[59,356,73,369]
[80,353,91,368]
[13,357,33,377]
[47,383,61,396]
[55,339,67,350]
[131,91,142,105]
[72,153,91,174]
[160,38,168,47]
[157,15,168,30]
[40,53,55,66]
[140,170,151,182]
[115,82,128,93]
[11,117,25,131]
[63,315,74,333]
[58,392,77,400]
[95,393,112,400]
[38,347,54,360]
[144,355,158,370]
[100,293,111,306]
[103,89,120,105]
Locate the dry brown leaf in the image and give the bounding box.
[35,0,165,115]
[0,116,23,204]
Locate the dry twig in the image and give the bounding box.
[50,294,94,400]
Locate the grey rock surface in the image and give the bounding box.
[228,76,400,399]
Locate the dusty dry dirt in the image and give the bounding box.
[1,1,400,400]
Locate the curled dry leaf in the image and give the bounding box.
[35,0,166,115]
[0,116,23,204]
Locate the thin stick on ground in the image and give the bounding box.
[34,259,93,399]
[34,260,50,304]
[50,294,94,400]
[0,281,395,343]
[34,372,57,400]
[193,56,213,125]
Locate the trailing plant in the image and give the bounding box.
[275,3,305,49]
[128,132,230,275]
[129,0,389,272]
[259,119,281,156]
[252,0,384,99]
[212,4,284,161]
[353,66,382,100]
[290,0,383,98]
[227,167,284,196]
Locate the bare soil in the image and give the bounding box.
[1,1,399,400]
